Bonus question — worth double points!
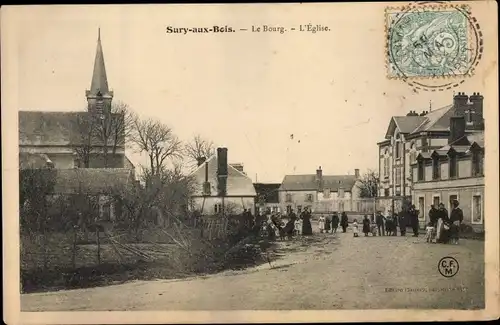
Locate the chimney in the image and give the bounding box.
[469,92,484,127]
[203,161,211,195]
[217,147,228,196]
[449,116,466,145]
[354,168,360,179]
[453,92,469,117]
[197,157,206,167]
[316,166,323,191]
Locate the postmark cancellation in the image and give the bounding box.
[386,3,483,81]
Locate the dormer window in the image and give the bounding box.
[417,158,424,181]
[432,155,440,180]
[449,151,458,179]
[471,148,484,176]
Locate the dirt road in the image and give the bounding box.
[21,232,484,311]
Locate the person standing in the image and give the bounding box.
[449,200,464,245]
[301,207,313,235]
[435,203,450,243]
[375,211,386,236]
[352,219,359,237]
[409,205,420,237]
[398,211,407,236]
[325,215,331,233]
[362,215,371,236]
[428,205,438,227]
[318,214,326,233]
[331,212,340,234]
[340,212,349,233]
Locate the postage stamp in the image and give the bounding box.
[386,3,482,85]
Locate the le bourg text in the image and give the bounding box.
[165,24,330,35]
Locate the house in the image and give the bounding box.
[278,167,361,214]
[19,28,129,170]
[253,183,281,215]
[377,92,484,214]
[411,114,485,231]
[190,148,257,215]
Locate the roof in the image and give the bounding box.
[52,168,134,194]
[19,111,124,146]
[412,105,454,133]
[253,183,281,203]
[191,155,256,197]
[467,132,485,147]
[417,152,431,160]
[279,174,357,191]
[89,29,111,97]
[394,116,428,133]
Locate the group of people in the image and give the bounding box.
[425,200,464,244]
[318,212,349,234]
[262,207,315,240]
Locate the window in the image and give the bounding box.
[323,188,331,198]
[410,151,417,164]
[418,197,425,220]
[285,193,292,202]
[433,196,440,207]
[472,195,482,224]
[395,141,400,158]
[449,153,457,178]
[214,203,222,214]
[338,188,345,198]
[384,189,390,197]
[101,202,111,221]
[432,156,440,180]
[396,167,402,184]
[449,194,458,212]
[338,202,345,212]
[472,150,484,176]
[306,194,313,202]
[383,157,390,178]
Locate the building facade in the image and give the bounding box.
[278,167,361,215]
[411,116,485,231]
[190,148,257,215]
[377,92,484,215]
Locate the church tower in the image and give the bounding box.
[86,28,113,115]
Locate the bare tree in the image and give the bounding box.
[72,113,97,168]
[91,101,134,167]
[356,169,379,198]
[184,134,215,168]
[129,114,183,176]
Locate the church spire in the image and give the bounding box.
[86,28,113,113]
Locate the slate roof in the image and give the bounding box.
[253,183,281,203]
[191,155,257,197]
[52,168,134,194]
[393,116,428,133]
[19,111,124,147]
[412,105,454,132]
[279,174,357,192]
[89,29,112,97]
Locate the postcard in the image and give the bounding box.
[1,2,499,323]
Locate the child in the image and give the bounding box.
[318,215,326,233]
[294,218,302,236]
[425,222,435,243]
[352,219,359,237]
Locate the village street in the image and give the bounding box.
[22,224,484,311]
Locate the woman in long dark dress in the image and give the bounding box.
[301,208,313,235]
[436,203,450,243]
[325,215,331,233]
[362,215,371,236]
[340,212,349,233]
[331,213,340,234]
[449,200,464,245]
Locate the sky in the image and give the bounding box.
[10,3,496,183]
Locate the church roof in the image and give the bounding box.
[279,174,357,191]
[88,28,111,97]
[19,111,124,147]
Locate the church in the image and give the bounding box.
[19,29,136,221]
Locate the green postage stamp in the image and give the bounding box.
[386,4,481,80]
